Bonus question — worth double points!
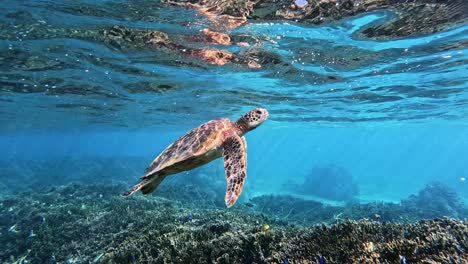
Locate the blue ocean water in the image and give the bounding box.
[1,0,467,203]
[1,0,468,262]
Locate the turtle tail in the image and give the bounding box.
[122,173,166,197]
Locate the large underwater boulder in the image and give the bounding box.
[293,164,359,202]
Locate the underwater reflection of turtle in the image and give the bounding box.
[123,108,269,207]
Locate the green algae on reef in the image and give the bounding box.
[0,184,467,263]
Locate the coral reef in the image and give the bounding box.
[249,181,468,226]
[249,194,341,226]
[402,181,468,220]
[0,182,467,263]
[278,218,468,263]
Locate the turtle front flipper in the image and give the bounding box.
[222,135,247,208]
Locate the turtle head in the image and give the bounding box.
[235,108,269,134]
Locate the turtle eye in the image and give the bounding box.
[256,110,261,114]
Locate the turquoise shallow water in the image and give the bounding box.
[1,124,468,203]
[1,0,467,202]
[1,1,468,262]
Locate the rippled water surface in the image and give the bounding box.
[1,0,467,131]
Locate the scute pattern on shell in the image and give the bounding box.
[145,119,231,175]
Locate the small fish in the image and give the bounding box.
[262,224,270,231]
[187,216,193,222]
[93,252,104,263]
[399,255,407,264]
[295,0,308,8]
[28,230,36,238]
[319,256,326,264]
[8,224,18,233]
[245,202,254,208]
[40,216,46,224]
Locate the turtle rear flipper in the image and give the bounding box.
[141,174,166,194]
[122,173,166,197]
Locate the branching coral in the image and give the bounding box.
[1,184,467,263]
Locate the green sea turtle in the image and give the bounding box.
[123,108,269,207]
